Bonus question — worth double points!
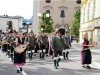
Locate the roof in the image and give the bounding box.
[0,15,23,19]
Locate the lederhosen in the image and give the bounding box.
[27,35,36,60]
[40,35,47,50]
[62,35,71,50]
[14,37,26,66]
[62,35,71,59]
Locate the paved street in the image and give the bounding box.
[0,43,100,75]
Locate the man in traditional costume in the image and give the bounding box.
[9,30,17,62]
[26,30,36,61]
[39,32,47,60]
[52,30,64,69]
[62,31,71,59]
[2,31,10,53]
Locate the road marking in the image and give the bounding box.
[72,43,100,69]
[21,71,27,75]
[92,61,100,69]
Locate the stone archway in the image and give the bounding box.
[59,28,65,36]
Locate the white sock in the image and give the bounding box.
[86,64,89,66]
[21,71,27,75]
[16,65,20,70]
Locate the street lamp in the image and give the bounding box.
[38,12,50,32]
[26,22,30,33]
[0,28,2,34]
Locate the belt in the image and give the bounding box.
[83,48,90,50]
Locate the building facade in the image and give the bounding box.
[0,16,23,32]
[33,0,80,34]
[80,0,100,44]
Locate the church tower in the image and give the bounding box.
[32,0,80,34]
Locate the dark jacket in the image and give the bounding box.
[52,36,64,51]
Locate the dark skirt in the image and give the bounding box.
[48,46,53,55]
[14,51,26,66]
[82,49,92,64]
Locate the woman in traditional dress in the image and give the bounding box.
[81,33,93,69]
[14,32,26,73]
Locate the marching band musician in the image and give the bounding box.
[62,31,71,59]
[39,32,47,60]
[9,30,17,62]
[14,31,26,73]
[26,30,36,61]
[2,31,10,53]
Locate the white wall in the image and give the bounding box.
[32,0,40,34]
[0,17,23,32]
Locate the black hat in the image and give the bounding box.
[13,30,16,33]
[56,29,60,34]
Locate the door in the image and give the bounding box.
[59,29,65,36]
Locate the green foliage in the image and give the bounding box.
[71,9,80,37]
[38,11,54,34]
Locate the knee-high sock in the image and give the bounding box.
[8,50,10,57]
[39,50,42,58]
[32,50,35,55]
[53,57,57,66]
[66,50,70,57]
[57,56,63,63]
[11,53,13,60]
[41,52,44,58]
[28,51,31,58]
[6,50,10,56]
[0,45,2,50]
[41,49,46,58]
[63,50,66,59]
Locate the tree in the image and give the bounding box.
[38,11,54,34]
[71,9,80,37]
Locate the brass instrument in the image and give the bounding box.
[10,38,15,43]
[0,37,2,44]
[39,35,43,43]
[14,45,26,53]
[1,41,7,45]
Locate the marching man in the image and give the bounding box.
[62,31,71,59]
[52,30,64,69]
[26,30,36,61]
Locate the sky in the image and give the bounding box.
[0,0,33,19]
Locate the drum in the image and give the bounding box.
[14,45,26,53]
[1,41,7,45]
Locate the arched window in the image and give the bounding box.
[60,10,65,18]
[45,0,51,3]
[46,10,50,14]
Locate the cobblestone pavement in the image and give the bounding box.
[0,45,100,75]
